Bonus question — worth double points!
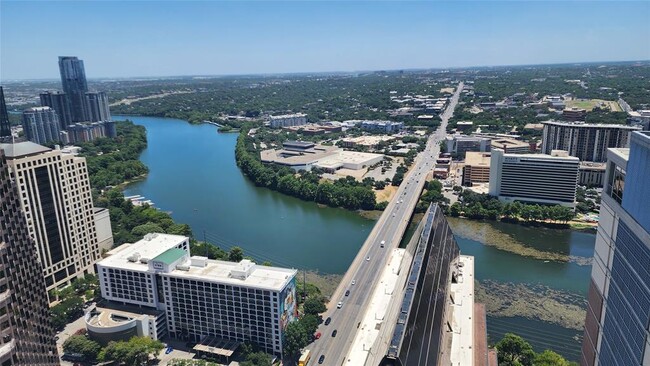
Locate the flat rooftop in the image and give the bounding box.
[541,120,642,129]
[99,233,187,272]
[449,255,475,366]
[341,135,396,146]
[0,141,51,158]
[316,150,384,166]
[465,152,491,166]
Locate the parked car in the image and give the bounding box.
[324,317,331,325]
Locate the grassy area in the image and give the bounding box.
[566,99,621,112]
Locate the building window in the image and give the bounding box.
[607,164,626,204]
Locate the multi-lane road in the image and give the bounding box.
[307,82,464,366]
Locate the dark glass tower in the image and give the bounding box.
[0,149,60,365]
[0,87,11,139]
[40,91,72,129]
[59,56,89,122]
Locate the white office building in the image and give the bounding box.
[96,233,298,356]
[0,141,104,300]
[489,149,579,207]
[269,113,307,128]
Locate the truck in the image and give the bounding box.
[298,349,311,366]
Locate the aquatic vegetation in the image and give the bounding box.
[476,280,587,330]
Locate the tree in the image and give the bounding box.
[99,337,164,366]
[228,246,244,262]
[534,350,573,366]
[303,297,326,316]
[241,351,273,366]
[496,333,535,366]
[131,222,165,238]
[283,321,308,358]
[63,335,101,361]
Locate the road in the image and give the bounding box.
[307,82,463,366]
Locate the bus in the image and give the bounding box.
[298,349,311,366]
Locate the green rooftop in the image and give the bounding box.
[153,248,186,265]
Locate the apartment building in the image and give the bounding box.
[0,149,59,366]
[562,107,587,121]
[22,107,61,145]
[96,233,297,356]
[0,141,102,299]
[581,131,650,366]
[269,113,307,128]
[578,162,607,188]
[488,149,579,207]
[541,120,641,162]
[360,120,404,133]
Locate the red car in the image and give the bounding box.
[314,332,321,340]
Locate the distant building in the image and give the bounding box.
[269,113,307,128]
[463,152,491,186]
[0,149,60,365]
[340,135,396,149]
[455,121,474,131]
[562,107,587,121]
[86,91,112,122]
[96,233,297,356]
[40,91,73,129]
[490,136,531,154]
[261,142,383,172]
[67,122,107,143]
[21,106,61,144]
[581,131,650,366]
[0,141,103,300]
[360,120,403,133]
[541,120,641,162]
[445,135,491,158]
[578,162,606,188]
[628,109,650,130]
[489,149,579,207]
[59,56,90,122]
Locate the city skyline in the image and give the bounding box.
[1,1,649,80]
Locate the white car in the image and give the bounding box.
[366,256,370,261]
[337,302,342,309]
[380,240,385,248]
[351,280,356,285]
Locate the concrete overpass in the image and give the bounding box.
[307,82,464,366]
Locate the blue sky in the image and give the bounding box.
[1,1,649,80]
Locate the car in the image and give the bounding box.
[337,302,342,308]
[165,346,173,354]
[314,332,321,339]
[332,329,338,337]
[351,280,356,285]
[393,213,396,217]
[319,355,325,364]
[380,240,385,248]
[324,317,331,325]
[345,290,350,296]
[366,256,370,261]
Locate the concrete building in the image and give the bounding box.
[59,56,90,123]
[489,149,579,207]
[581,131,650,366]
[360,121,403,133]
[85,303,166,344]
[563,107,587,121]
[21,107,61,145]
[628,110,650,130]
[0,141,103,300]
[578,162,607,188]
[40,91,72,129]
[445,135,491,158]
[261,143,384,172]
[0,149,59,366]
[94,207,114,252]
[491,136,531,154]
[269,113,307,128]
[67,122,107,143]
[463,152,491,186]
[96,233,298,356]
[86,91,112,122]
[541,120,641,162]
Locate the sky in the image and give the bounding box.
[1,1,649,80]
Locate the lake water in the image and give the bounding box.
[119,115,595,360]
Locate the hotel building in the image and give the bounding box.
[96,233,298,356]
[489,149,579,207]
[581,131,650,366]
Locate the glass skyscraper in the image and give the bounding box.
[581,131,650,366]
[59,56,90,122]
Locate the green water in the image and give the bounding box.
[119,116,595,360]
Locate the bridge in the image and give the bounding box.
[306,82,464,366]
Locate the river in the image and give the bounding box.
[119,116,595,360]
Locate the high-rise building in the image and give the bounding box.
[40,91,72,129]
[541,120,641,162]
[489,149,579,207]
[59,56,90,122]
[0,149,59,366]
[86,91,111,122]
[21,107,61,145]
[445,135,491,158]
[95,233,297,356]
[0,141,101,300]
[0,87,11,140]
[581,131,650,366]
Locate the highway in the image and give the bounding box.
[307,82,464,366]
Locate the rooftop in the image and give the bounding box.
[153,248,187,266]
[542,120,642,129]
[100,233,188,272]
[449,255,476,366]
[269,113,306,120]
[465,152,491,166]
[0,141,51,158]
